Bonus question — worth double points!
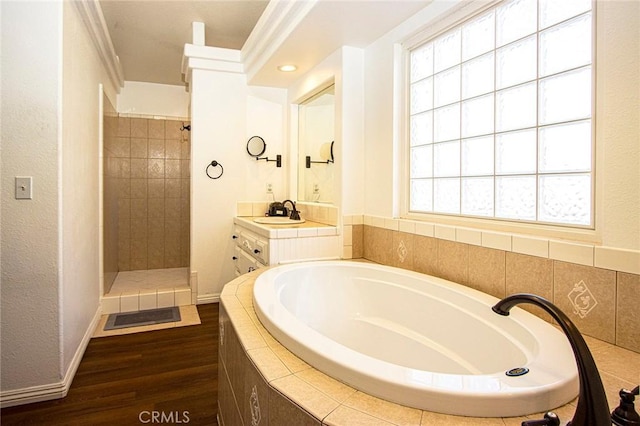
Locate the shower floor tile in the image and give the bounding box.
[108,267,189,294]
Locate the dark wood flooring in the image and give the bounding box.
[1,304,219,426]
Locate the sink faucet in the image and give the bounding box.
[492,293,611,426]
[282,200,300,220]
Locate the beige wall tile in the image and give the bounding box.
[342,391,422,425]
[130,138,147,158]
[181,159,190,178]
[270,374,339,420]
[130,178,147,199]
[437,239,469,285]
[130,118,148,138]
[148,217,164,239]
[363,225,393,265]
[296,369,356,403]
[112,137,130,157]
[117,178,131,198]
[506,252,554,320]
[165,197,180,218]
[165,159,181,178]
[148,198,165,218]
[148,158,165,178]
[165,178,181,198]
[148,249,166,272]
[181,140,191,159]
[117,117,131,137]
[242,349,271,425]
[269,387,321,426]
[130,218,148,240]
[412,235,438,276]
[148,179,164,198]
[553,261,617,343]
[165,139,181,159]
[130,158,147,178]
[148,119,165,139]
[468,245,506,298]
[616,272,640,352]
[130,257,148,270]
[130,198,148,219]
[352,224,363,258]
[392,231,415,270]
[218,363,243,426]
[324,405,395,426]
[165,120,182,139]
[148,139,165,158]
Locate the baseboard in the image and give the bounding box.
[197,293,220,304]
[0,306,102,408]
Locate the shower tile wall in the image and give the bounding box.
[103,101,119,293]
[113,117,190,271]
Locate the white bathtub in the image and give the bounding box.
[253,261,579,417]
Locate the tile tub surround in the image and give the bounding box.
[355,218,640,355]
[219,269,640,426]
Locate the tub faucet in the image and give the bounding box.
[492,293,611,426]
[282,200,300,220]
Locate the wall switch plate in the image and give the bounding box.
[266,183,273,194]
[15,176,32,200]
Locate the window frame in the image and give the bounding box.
[399,0,597,236]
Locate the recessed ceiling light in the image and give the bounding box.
[278,65,297,72]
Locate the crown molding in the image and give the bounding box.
[241,0,318,83]
[181,44,244,85]
[72,0,124,93]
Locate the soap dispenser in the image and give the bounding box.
[612,385,640,426]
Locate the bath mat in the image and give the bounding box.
[104,307,181,331]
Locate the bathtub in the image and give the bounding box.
[253,261,579,417]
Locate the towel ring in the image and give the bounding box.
[206,160,224,179]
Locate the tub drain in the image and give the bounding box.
[506,367,529,377]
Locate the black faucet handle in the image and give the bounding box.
[612,385,640,426]
[622,385,639,401]
[521,412,560,426]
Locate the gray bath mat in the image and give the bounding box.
[104,307,181,330]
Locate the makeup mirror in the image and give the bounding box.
[246,136,266,157]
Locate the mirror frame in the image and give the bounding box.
[246,135,266,157]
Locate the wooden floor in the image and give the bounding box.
[1,304,219,426]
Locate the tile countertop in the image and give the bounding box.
[234,216,338,239]
[221,268,640,426]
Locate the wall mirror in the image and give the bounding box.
[297,85,335,203]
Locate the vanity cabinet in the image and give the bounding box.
[232,217,341,276]
[232,226,268,275]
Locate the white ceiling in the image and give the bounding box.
[99,0,431,88]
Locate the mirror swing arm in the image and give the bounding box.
[246,135,282,167]
[305,141,335,169]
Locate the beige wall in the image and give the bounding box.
[110,117,191,273]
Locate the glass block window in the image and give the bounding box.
[408,0,593,226]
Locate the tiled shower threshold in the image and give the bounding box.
[102,267,192,314]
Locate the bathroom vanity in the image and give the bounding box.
[232,216,340,275]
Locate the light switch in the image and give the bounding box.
[15,176,32,200]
